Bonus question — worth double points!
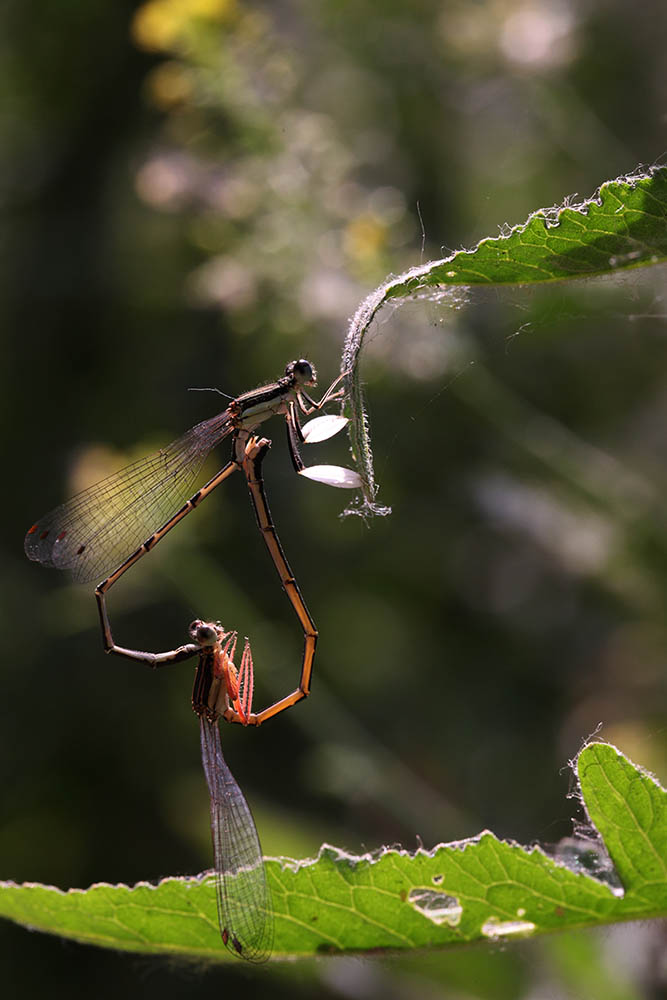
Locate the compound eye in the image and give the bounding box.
[197,624,218,645]
[288,359,315,384]
[189,619,217,644]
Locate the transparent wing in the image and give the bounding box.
[24,411,233,584]
[199,716,273,962]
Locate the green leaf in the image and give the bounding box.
[577,741,667,910]
[340,166,667,516]
[1,742,666,961]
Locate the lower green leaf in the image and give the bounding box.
[1,742,665,961]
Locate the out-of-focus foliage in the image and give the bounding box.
[130,0,414,337]
[3,0,667,997]
[2,744,665,960]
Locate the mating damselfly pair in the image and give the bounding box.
[25,360,360,961]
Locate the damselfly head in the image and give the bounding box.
[286,358,317,387]
[189,619,221,646]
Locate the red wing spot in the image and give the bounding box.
[56,531,67,542]
[76,544,86,555]
[27,524,38,535]
[222,929,229,946]
[39,530,50,540]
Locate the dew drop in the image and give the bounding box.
[481,916,536,940]
[408,888,462,927]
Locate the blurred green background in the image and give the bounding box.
[2,0,667,996]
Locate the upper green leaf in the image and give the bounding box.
[340,166,667,516]
[394,168,667,288]
[1,742,665,961]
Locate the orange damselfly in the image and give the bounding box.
[108,617,272,961]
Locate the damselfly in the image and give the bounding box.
[25,360,358,587]
[106,617,272,961]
